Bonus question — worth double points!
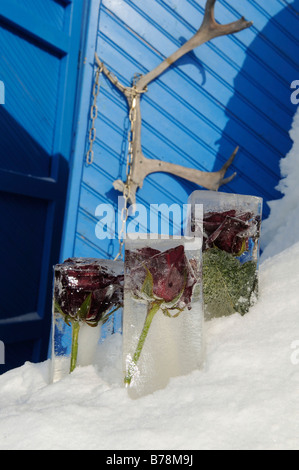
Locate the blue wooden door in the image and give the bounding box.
[0,0,86,373]
[61,0,299,264]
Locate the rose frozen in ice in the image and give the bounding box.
[54,258,123,374]
[54,258,123,327]
[124,245,200,386]
[203,210,259,255]
[126,245,199,313]
[201,209,261,320]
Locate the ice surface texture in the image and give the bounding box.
[52,258,124,382]
[123,237,204,398]
[187,191,263,319]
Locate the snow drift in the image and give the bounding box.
[0,110,299,450]
[261,108,299,260]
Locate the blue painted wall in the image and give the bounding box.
[1,0,298,371]
[61,0,299,263]
[0,0,86,372]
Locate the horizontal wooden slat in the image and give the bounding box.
[0,169,57,200]
[0,0,71,55]
[0,313,43,344]
[62,0,299,262]
[20,0,66,32]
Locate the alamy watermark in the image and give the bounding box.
[95,199,203,248]
[0,341,5,365]
[290,340,299,366]
[0,81,5,105]
[290,80,299,105]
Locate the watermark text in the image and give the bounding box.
[291,80,299,105]
[95,198,203,248]
[0,341,5,365]
[290,340,299,366]
[0,81,4,105]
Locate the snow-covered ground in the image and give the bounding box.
[1,111,299,450]
[261,108,299,261]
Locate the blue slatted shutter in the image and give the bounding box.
[0,0,86,372]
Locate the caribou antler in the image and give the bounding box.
[95,0,253,204]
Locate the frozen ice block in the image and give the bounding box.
[123,236,204,398]
[187,190,263,319]
[51,258,123,382]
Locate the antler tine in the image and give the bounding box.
[199,0,253,39]
[202,0,217,28]
[221,146,239,172]
[220,173,237,186]
[213,146,239,190]
[137,0,252,91]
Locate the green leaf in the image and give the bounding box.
[141,267,154,299]
[203,248,258,319]
[54,299,65,316]
[100,304,122,326]
[235,238,247,258]
[54,300,71,326]
[77,292,92,320]
[162,308,183,318]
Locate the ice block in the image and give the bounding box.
[51,258,124,382]
[187,190,263,319]
[123,236,204,398]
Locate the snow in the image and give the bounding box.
[1,113,299,451]
[261,108,299,261]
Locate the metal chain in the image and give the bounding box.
[86,64,103,165]
[114,90,138,261]
[86,60,146,260]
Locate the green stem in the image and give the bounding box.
[70,321,80,373]
[125,301,161,386]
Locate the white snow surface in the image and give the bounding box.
[261,107,299,261]
[1,112,299,450]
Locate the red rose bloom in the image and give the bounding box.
[54,258,123,326]
[203,210,257,254]
[124,244,201,385]
[126,245,199,311]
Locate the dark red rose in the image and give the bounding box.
[203,211,256,254]
[124,245,201,386]
[54,258,123,326]
[126,245,199,311]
